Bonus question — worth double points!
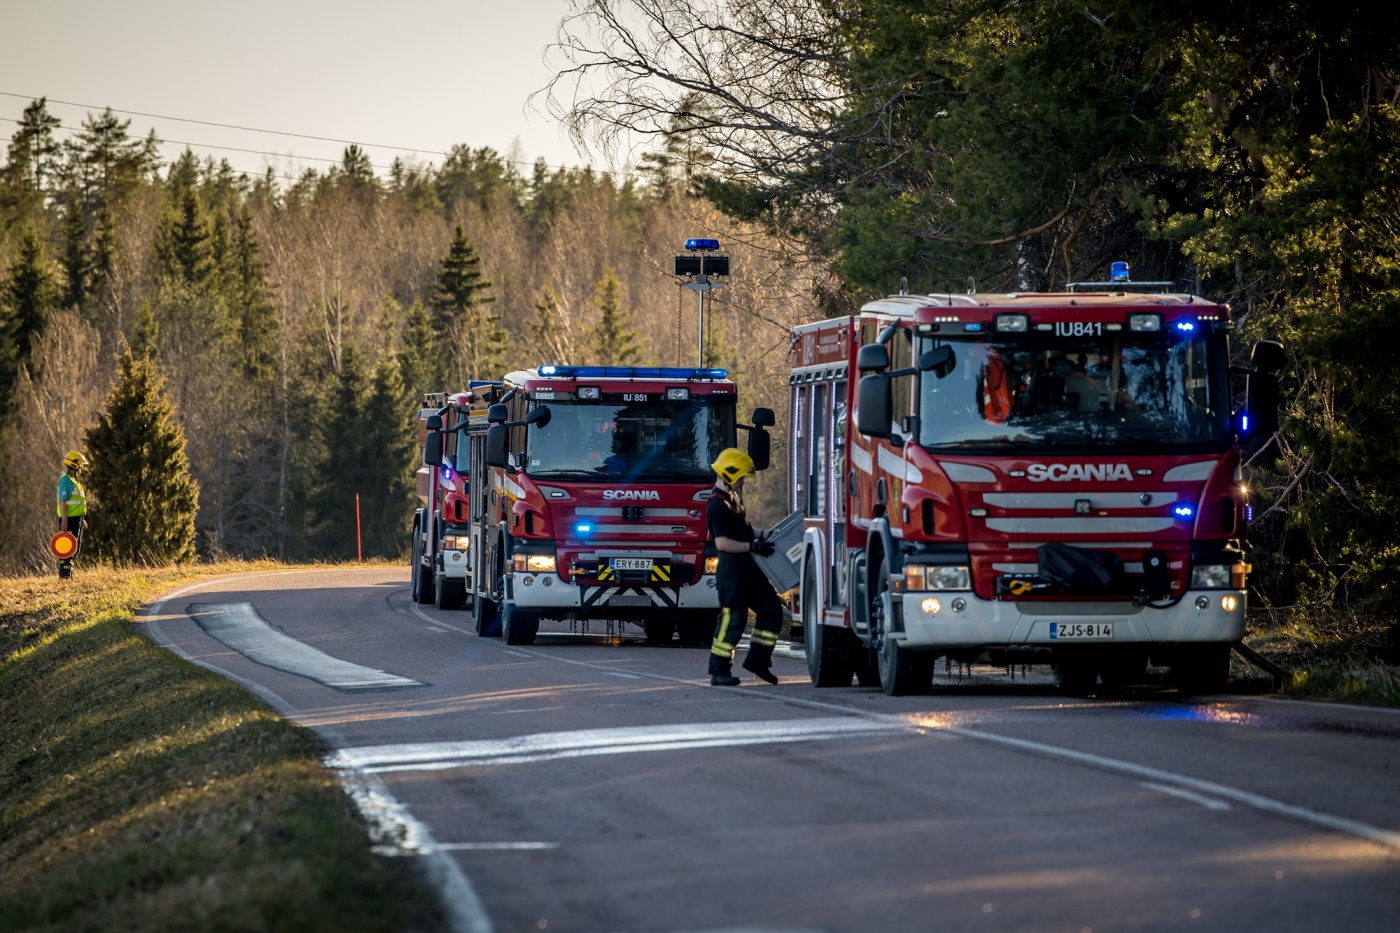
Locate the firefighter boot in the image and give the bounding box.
[742,644,779,685]
[709,652,740,687]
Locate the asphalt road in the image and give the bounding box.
[143,567,1400,933]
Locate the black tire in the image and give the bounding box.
[675,611,714,647]
[501,602,539,645]
[1054,657,1098,697]
[804,555,854,687]
[435,574,466,611]
[474,596,501,637]
[870,551,934,696]
[411,518,435,605]
[1172,644,1231,696]
[644,619,676,645]
[1098,650,1148,690]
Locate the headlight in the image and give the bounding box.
[1191,563,1248,589]
[443,535,469,551]
[704,556,719,575]
[511,553,557,573]
[904,565,971,591]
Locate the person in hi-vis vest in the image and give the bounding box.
[56,450,88,578]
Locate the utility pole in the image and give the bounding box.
[674,238,729,367]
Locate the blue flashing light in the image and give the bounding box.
[963,323,983,332]
[1111,261,1130,282]
[440,466,453,480]
[1241,413,1251,433]
[538,365,727,380]
[685,238,720,251]
[1175,320,1196,332]
[1174,505,1194,519]
[575,523,593,536]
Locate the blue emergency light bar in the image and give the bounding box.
[538,365,727,380]
[684,238,721,251]
[1111,261,1130,282]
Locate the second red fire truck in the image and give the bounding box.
[418,365,773,646]
[788,268,1283,695]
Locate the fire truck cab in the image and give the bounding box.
[791,276,1284,695]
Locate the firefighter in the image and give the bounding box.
[56,449,88,579]
[706,448,783,686]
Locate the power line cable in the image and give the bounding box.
[0,89,644,179]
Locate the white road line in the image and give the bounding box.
[328,718,907,774]
[187,602,422,691]
[408,602,475,634]
[1141,781,1232,811]
[604,671,643,679]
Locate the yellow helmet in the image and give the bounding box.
[711,448,755,484]
[63,450,87,471]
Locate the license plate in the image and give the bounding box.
[610,558,653,571]
[1049,622,1114,640]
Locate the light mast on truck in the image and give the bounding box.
[789,265,1284,695]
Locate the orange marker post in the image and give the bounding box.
[355,493,363,564]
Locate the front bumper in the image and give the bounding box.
[437,549,467,579]
[509,572,719,610]
[896,590,1246,647]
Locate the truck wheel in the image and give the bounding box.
[675,612,714,647]
[435,574,465,611]
[501,603,539,645]
[870,553,934,696]
[644,620,675,645]
[474,596,501,637]
[1054,658,1098,697]
[804,555,854,687]
[411,520,435,604]
[1172,645,1231,696]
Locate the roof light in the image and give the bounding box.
[539,364,557,375]
[1129,313,1162,332]
[684,238,721,251]
[995,314,1029,333]
[1111,261,1130,282]
[535,365,727,380]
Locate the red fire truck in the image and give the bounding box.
[422,365,773,646]
[789,270,1283,695]
[412,386,498,611]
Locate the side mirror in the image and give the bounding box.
[425,414,443,431]
[487,404,509,424]
[748,426,771,472]
[750,407,776,428]
[918,345,956,378]
[856,343,890,374]
[1251,340,1285,373]
[855,374,893,438]
[485,424,509,468]
[424,430,444,467]
[1245,372,1280,437]
[525,406,552,427]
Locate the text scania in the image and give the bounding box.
[602,489,661,501]
[1027,463,1133,482]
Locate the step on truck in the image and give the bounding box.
[422,365,774,646]
[412,387,497,611]
[789,267,1284,695]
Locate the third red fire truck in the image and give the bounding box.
[788,268,1283,695]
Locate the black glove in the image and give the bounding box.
[750,536,775,557]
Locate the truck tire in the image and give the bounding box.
[501,602,539,645]
[870,552,934,696]
[1171,644,1231,696]
[474,595,501,637]
[675,611,714,647]
[804,555,854,687]
[644,620,675,645]
[411,519,435,605]
[435,573,465,611]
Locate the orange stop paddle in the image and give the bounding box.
[50,531,79,559]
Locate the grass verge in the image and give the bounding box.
[0,561,444,933]
[1245,607,1400,707]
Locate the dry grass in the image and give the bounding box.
[0,561,443,932]
[1246,606,1400,707]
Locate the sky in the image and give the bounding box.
[0,0,609,184]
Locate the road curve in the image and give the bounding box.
[142,567,1400,933]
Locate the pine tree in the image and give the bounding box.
[529,283,573,364]
[155,188,213,289]
[59,195,91,312]
[132,302,161,359]
[433,225,501,378]
[1,228,60,367]
[357,352,415,556]
[228,206,278,384]
[0,98,60,215]
[399,298,444,398]
[591,267,640,366]
[84,342,199,564]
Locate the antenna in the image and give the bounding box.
[899,276,908,296]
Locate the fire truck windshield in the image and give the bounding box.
[917,330,1231,452]
[525,396,736,482]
